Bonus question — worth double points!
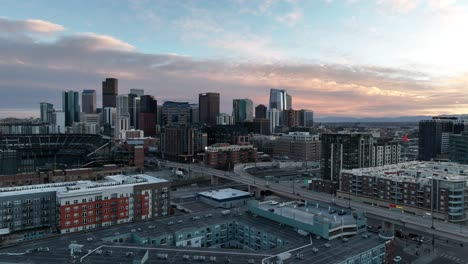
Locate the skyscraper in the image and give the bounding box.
[232,99,254,123]
[138,95,157,136]
[297,109,314,127]
[116,95,129,117]
[267,108,280,133]
[286,93,292,110]
[62,91,79,127]
[102,78,118,108]
[255,104,267,119]
[40,102,54,123]
[199,93,220,126]
[140,95,157,114]
[129,88,144,97]
[81,90,96,114]
[162,101,191,126]
[269,89,289,111]
[418,117,459,161]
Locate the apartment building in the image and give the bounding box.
[0,174,170,235]
[338,162,468,222]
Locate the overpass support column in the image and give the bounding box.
[379,221,395,240]
[211,175,219,186]
[249,186,262,200]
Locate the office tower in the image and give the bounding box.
[130,88,144,97]
[199,92,220,126]
[217,113,235,125]
[283,109,300,128]
[274,132,320,161]
[62,91,79,127]
[255,104,267,119]
[161,126,196,162]
[320,133,374,184]
[132,97,141,128]
[269,89,288,111]
[81,90,96,114]
[116,95,129,117]
[140,95,157,113]
[190,104,199,124]
[303,110,314,127]
[418,117,462,161]
[102,78,118,108]
[115,116,130,139]
[162,101,191,126]
[103,107,116,126]
[450,131,468,164]
[40,102,54,123]
[267,108,280,133]
[232,99,254,123]
[286,93,292,110]
[52,110,65,133]
[253,118,270,135]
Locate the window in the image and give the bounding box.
[74,200,78,204]
[82,205,87,211]
[65,201,70,205]
[66,214,70,219]
[82,199,87,203]
[82,219,87,224]
[65,221,70,226]
[82,212,87,217]
[65,207,70,212]
[74,206,79,211]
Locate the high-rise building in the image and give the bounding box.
[116,95,129,117]
[130,88,144,97]
[162,101,191,127]
[40,102,54,123]
[449,131,468,164]
[274,132,320,161]
[304,110,314,127]
[418,117,461,161]
[161,125,196,162]
[103,107,116,126]
[115,116,130,139]
[132,96,141,128]
[128,93,139,128]
[217,113,235,125]
[232,99,254,123]
[320,133,374,184]
[52,110,65,133]
[81,90,96,114]
[253,118,271,135]
[140,95,157,114]
[286,93,292,110]
[255,104,267,119]
[62,91,79,127]
[269,89,289,111]
[283,109,300,128]
[102,78,118,108]
[138,112,156,137]
[267,108,280,133]
[199,93,220,126]
[190,104,199,124]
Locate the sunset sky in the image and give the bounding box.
[0,0,467,118]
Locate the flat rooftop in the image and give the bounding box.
[198,188,251,201]
[342,161,468,183]
[256,201,355,229]
[0,204,385,264]
[0,174,167,198]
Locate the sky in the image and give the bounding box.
[0,0,467,118]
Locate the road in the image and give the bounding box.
[160,161,468,243]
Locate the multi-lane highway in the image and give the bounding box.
[161,161,468,243]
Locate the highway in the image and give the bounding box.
[161,161,468,243]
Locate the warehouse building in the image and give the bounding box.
[198,188,252,208]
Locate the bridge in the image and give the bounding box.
[161,161,468,243]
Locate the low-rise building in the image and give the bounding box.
[198,188,251,208]
[202,143,257,170]
[338,161,468,222]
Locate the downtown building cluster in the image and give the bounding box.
[0,174,170,235]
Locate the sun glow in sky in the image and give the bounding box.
[0,0,467,118]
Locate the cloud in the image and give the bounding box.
[0,17,466,119]
[376,0,420,13]
[276,10,304,26]
[0,17,64,40]
[57,33,135,52]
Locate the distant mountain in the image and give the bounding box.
[315,115,468,123]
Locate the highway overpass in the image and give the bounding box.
[161,161,468,243]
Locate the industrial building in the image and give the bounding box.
[198,188,252,208]
[338,161,468,222]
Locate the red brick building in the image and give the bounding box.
[202,143,257,170]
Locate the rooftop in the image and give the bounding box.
[198,188,251,201]
[0,174,167,198]
[0,205,386,264]
[341,161,468,184]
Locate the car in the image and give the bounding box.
[393,256,402,263]
[329,209,336,214]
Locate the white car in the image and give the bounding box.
[393,256,402,263]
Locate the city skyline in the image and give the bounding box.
[1,0,468,118]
